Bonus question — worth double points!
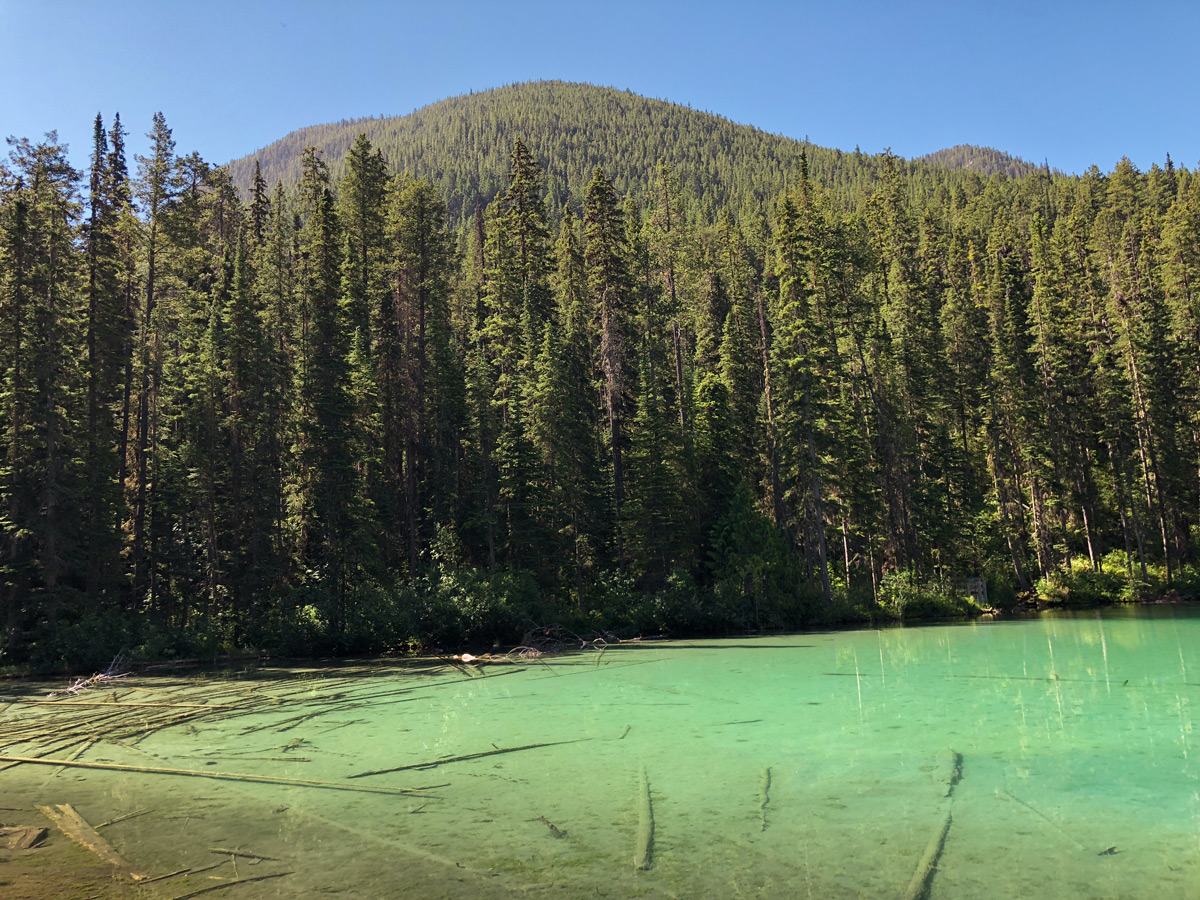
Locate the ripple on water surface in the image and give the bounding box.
[3,606,1200,899]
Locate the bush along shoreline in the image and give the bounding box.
[8,559,1196,679]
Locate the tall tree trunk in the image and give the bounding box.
[802,391,832,609]
[132,231,155,604]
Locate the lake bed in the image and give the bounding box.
[3,606,1199,898]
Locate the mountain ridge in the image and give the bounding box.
[226,80,1042,221]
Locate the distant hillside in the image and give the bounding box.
[920,144,1046,179]
[227,81,999,224]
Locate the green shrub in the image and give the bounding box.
[828,582,886,625]
[706,486,821,630]
[415,568,543,650]
[878,571,975,620]
[641,570,707,633]
[1169,566,1200,601]
[1036,565,1126,607]
[25,605,135,673]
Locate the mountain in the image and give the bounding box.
[226,81,1027,224]
[919,144,1045,179]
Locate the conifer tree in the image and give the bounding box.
[385,176,460,571]
[81,114,130,599]
[773,195,832,608]
[584,167,634,561]
[0,135,83,632]
[254,180,295,576]
[293,148,362,637]
[130,112,178,608]
[624,364,685,586]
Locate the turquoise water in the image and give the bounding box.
[4,606,1200,898]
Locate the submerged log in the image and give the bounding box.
[935,749,963,798]
[757,767,772,832]
[4,755,435,796]
[140,859,228,884]
[634,764,654,871]
[900,749,964,899]
[1,825,48,850]
[900,810,952,900]
[37,803,143,877]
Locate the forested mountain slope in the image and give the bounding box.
[920,144,1044,179]
[227,81,1027,223]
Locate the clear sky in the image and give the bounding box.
[1,0,1196,177]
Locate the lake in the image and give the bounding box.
[3,605,1198,898]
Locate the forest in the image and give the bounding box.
[226,81,1045,225]
[2,92,1199,670]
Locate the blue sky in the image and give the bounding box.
[1,0,1196,176]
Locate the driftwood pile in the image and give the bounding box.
[448,624,620,666]
[0,656,544,790]
[0,654,568,894]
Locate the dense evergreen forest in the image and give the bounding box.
[3,91,1200,670]
[227,82,1042,226]
[919,144,1047,180]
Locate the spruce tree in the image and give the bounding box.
[584,167,634,562]
[293,147,362,639]
[0,135,84,633]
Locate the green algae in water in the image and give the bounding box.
[4,606,1200,898]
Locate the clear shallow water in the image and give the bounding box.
[5,606,1200,899]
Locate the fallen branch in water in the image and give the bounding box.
[5,755,437,796]
[350,739,585,778]
[209,847,279,861]
[139,860,228,885]
[95,808,151,828]
[533,815,566,839]
[5,699,241,710]
[998,788,1085,850]
[48,655,132,698]
[166,870,291,900]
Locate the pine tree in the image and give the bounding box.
[624,364,685,586]
[773,194,832,608]
[292,147,362,638]
[130,112,178,608]
[80,114,130,599]
[223,228,280,632]
[647,161,691,429]
[584,167,634,562]
[338,134,390,340]
[502,139,554,329]
[0,135,85,636]
[385,176,459,572]
[254,179,295,579]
